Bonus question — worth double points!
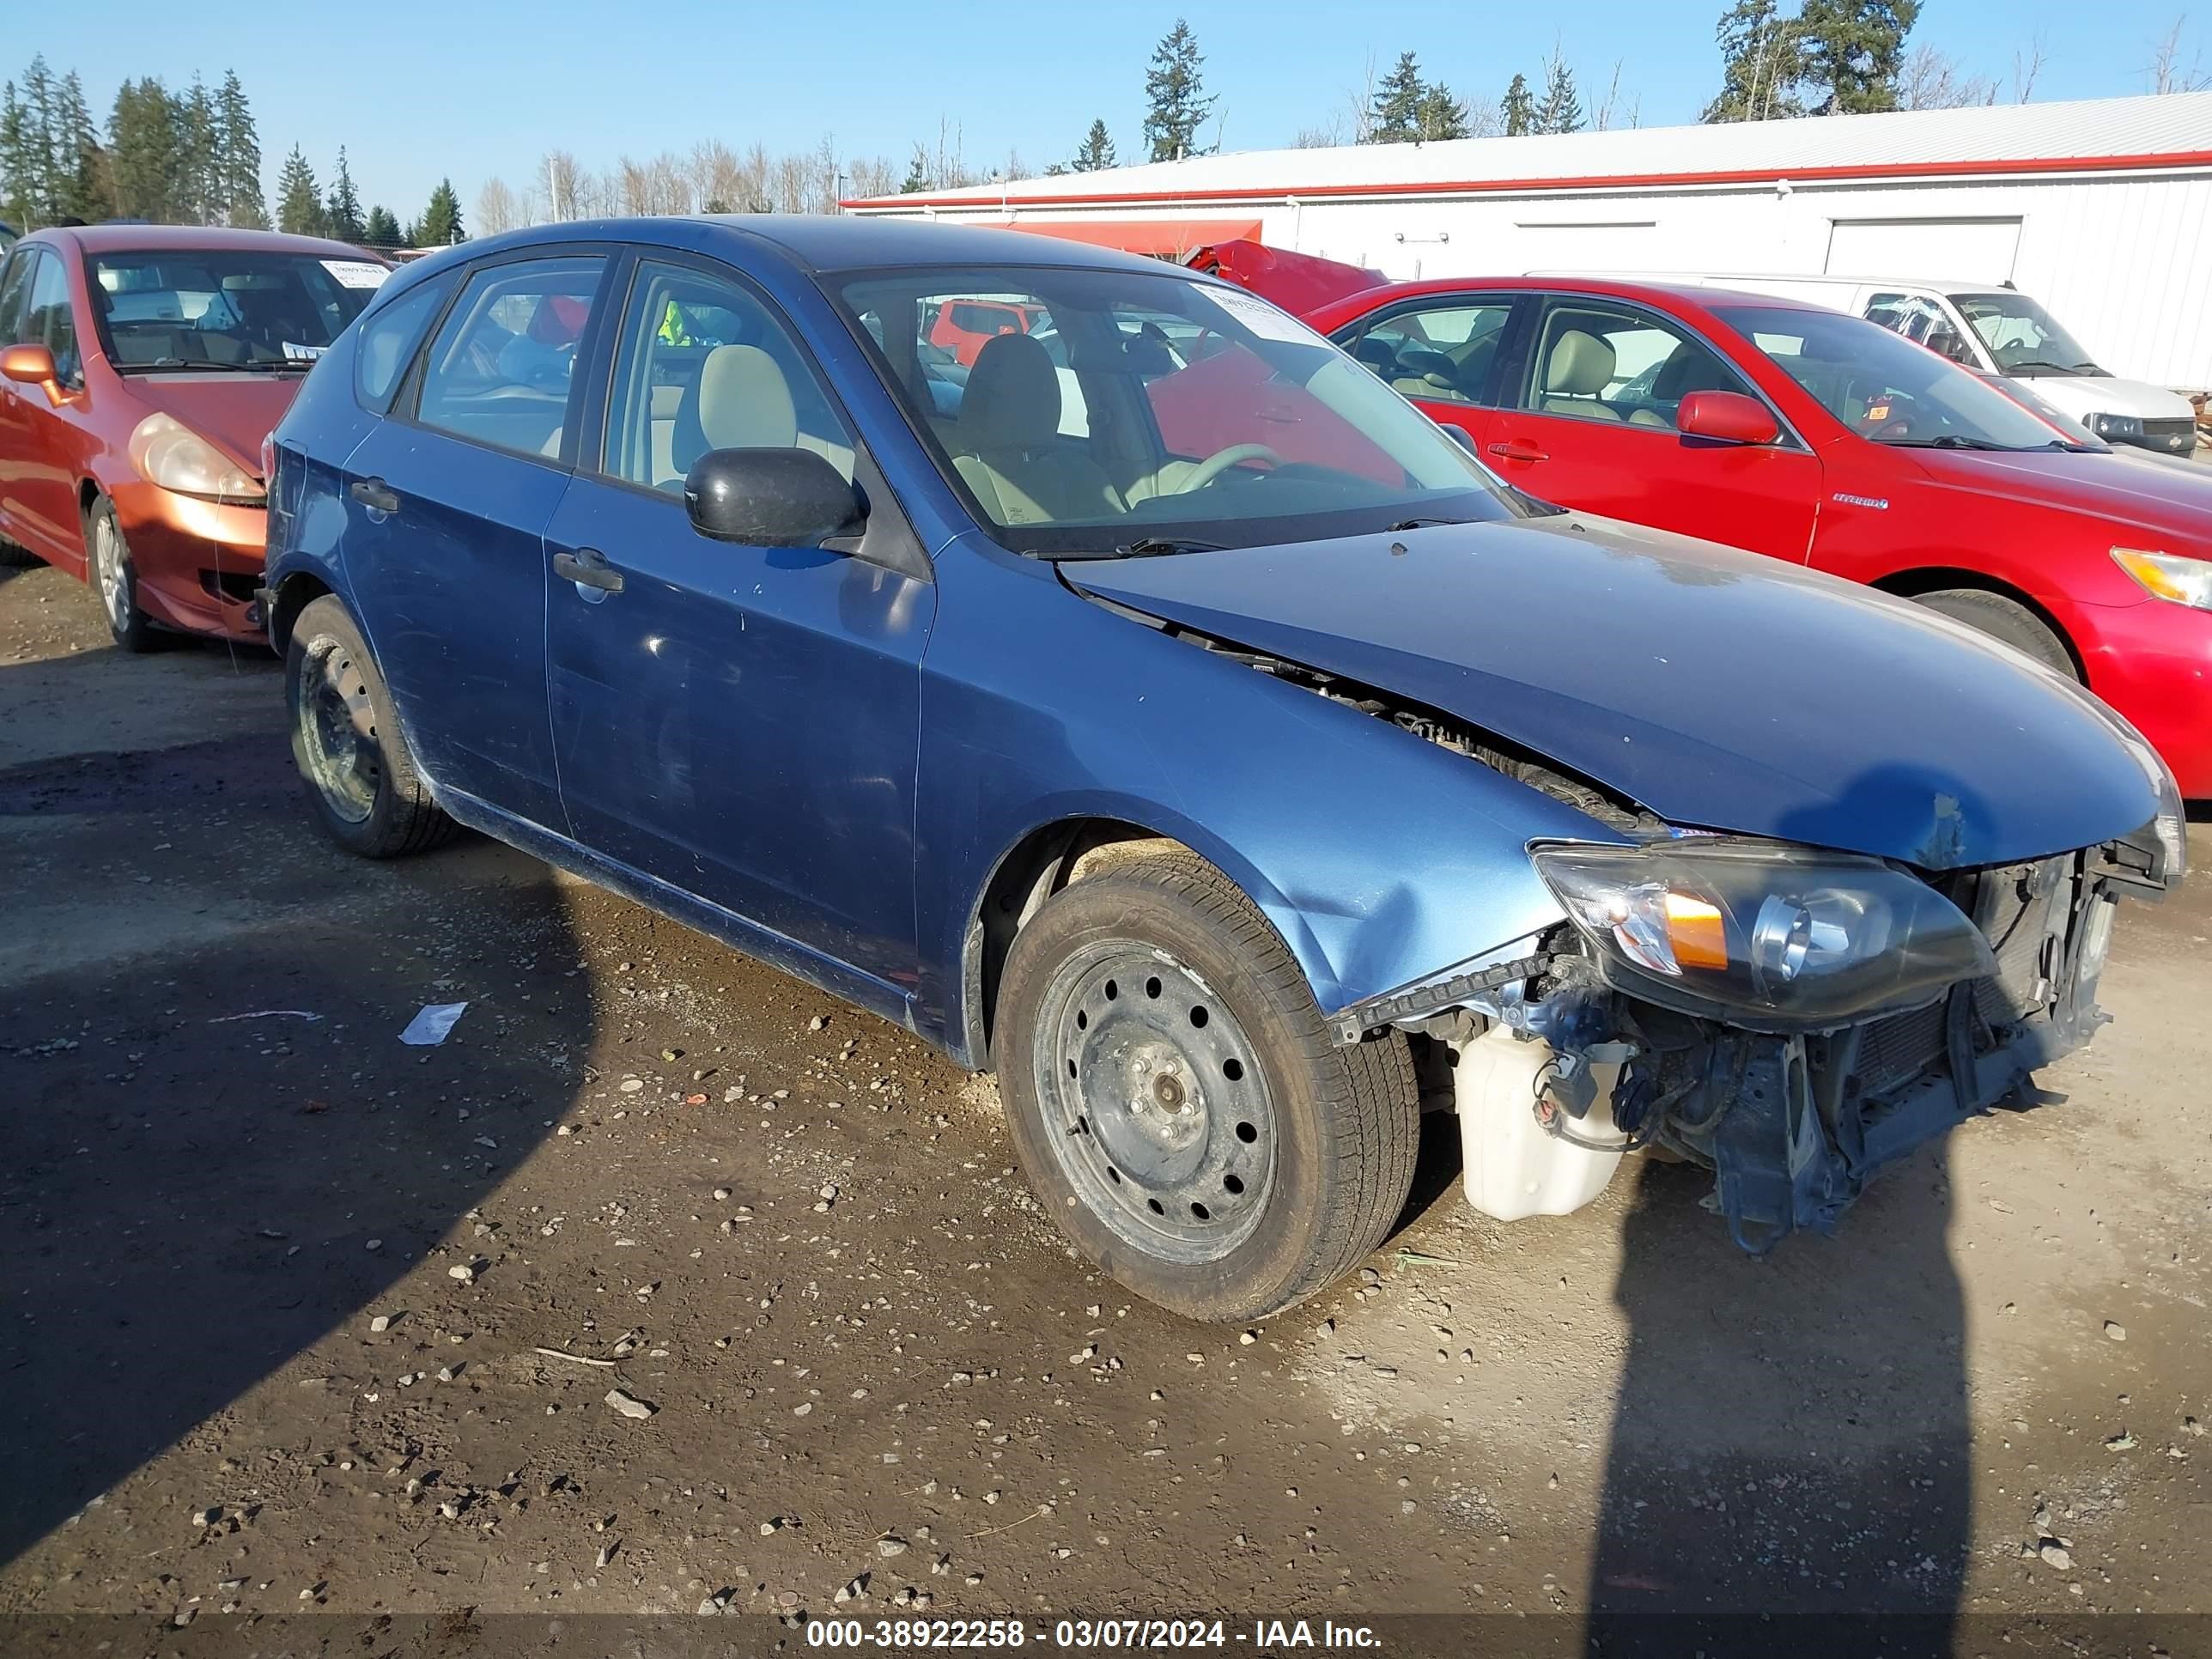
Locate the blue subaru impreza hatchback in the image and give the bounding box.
[262,216,2183,1321]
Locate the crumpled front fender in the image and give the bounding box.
[915,538,1628,1061]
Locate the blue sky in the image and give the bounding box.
[15,1,2205,219]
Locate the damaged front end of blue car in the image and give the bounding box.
[1068,515,2186,1256]
[1326,767,2184,1255]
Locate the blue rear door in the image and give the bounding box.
[544,253,934,991]
[338,251,612,829]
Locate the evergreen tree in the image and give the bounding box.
[324,146,364,241]
[0,81,32,228]
[1796,0,1920,112]
[1705,0,1806,120]
[1369,52,1426,143]
[215,70,264,226]
[53,70,109,222]
[1537,53,1585,133]
[362,204,402,246]
[1143,19,1216,161]
[416,177,463,246]
[106,78,178,222]
[171,76,217,222]
[899,143,929,192]
[1501,71,1538,135]
[2,56,64,226]
[276,144,323,235]
[1415,83,1472,141]
[1070,118,1115,172]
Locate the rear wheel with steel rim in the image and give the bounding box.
[284,594,456,858]
[998,852,1419,1322]
[86,497,156,653]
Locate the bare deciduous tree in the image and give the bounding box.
[1591,59,1644,131]
[847,155,899,200]
[2013,30,2048,100]
[537,149,583,222]
[1897,44,1999,109]
[476,175,518,235]
[2148,14,2210,92]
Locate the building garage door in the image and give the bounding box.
[1826,217,2022,283]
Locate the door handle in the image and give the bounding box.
[349,477,399,514]
[1486,439,1549,464]
[552,547,624,594]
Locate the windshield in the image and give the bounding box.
[90,249,386,370]
[1717,305,2078,453]
[1948,290,2100,375]
[830,264,1521,556]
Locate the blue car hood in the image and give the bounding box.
[1066,513,2154,869]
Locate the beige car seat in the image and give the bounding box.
[665,344,856,487]
[952,334,1124,526]
[1540,329,1621,421]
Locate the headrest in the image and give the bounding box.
[1547,329,1616,397]
[958,332,1060,453]
[697,344,798,451]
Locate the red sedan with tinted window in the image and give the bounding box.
[1202,262,2212,797]
[0,224,388,648]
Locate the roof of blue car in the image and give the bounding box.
[459,214,1184,276]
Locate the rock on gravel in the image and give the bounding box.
[605,1389,657,1419]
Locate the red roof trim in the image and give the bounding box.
[846,147,2212,212]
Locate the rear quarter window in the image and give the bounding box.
[355,275,454,411]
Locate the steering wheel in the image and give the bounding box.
[1176,444,1284,493]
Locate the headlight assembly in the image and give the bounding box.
[128,412,265,503]
[1531,839,1996,1030]
[2112,547,2212,612]
[2089,413,2144,442]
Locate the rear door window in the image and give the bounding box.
[411,255,608,460]
[355,276,454,411]
[1337,301,1515,405]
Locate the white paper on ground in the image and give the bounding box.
[399,1001,469,1046]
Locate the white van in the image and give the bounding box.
[1649,273,2199,458]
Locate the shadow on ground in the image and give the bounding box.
[0,641,595,1566]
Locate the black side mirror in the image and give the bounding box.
[1443,423,1480,457]
[684,447,866,548]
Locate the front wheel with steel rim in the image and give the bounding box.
[997,852,1419,1322]
[86,497,156,653]
[283,594,457,859]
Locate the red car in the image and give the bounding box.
[0,224,388,647]
[1197,256,2212,797]
[925,295,1050,367]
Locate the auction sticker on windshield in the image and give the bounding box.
[1200,284,1323,346]
[321,260,390,289]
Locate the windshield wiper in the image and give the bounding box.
[1383,517,1474,532]
[1108,536,1231,559]
[1021,537,1231,562]
[1884,434,2023,451]
[118,357,313,374]
[2005,359,2081,375]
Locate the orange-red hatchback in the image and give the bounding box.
[0,225,388,647]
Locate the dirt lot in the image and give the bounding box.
[2,556,2208,1654]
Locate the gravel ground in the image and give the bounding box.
[1,556,2206,1653]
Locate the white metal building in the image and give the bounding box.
[846,92,2212,388]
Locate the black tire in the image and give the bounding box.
[284,594,457,858]
[997,853,1419,1322]
[1912,588,2076,680]
[0,537,38,568]
[85,496,159,653]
